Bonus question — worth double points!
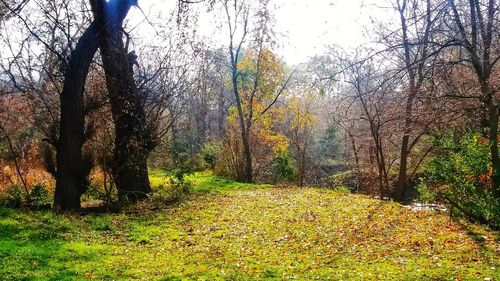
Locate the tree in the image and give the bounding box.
[391,0,440,201]
[89,0,153,201]
[285,94,318,187]
[53,0,140,210]
[222,0,290,182]
[0,0,99,210]
[446,0,500,198]
[221,0,294,182]
[217,49,291,181]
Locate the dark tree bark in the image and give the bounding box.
[90,0,151,200]
[54,0,138,211]
[54,22,99,211]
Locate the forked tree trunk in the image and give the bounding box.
[55,0,141,211]
[393,0,431,201]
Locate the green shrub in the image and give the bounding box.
[329,170,359,192]
[29,183,50,209]
[416,180,437,204]
[169,174,193,197]
[151,180,192,206]
[200,142,221,170]
[422,133,500,228]
[150,167,193,205]
[1,183,52,209]
[1,185,24,208]
[273,151,297,183]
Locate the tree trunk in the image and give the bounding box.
[218,88,226,135]
[347,131,359,166]
[298,149,306,187]
[487,99,500,197]
[91,0,151,201]
[54,22,99,211]
[393,0,424,201]
[241,128,253,183]
[394,136,410,201]
[394,82,416,201]
[231,69,253,183]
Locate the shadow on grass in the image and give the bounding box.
[0,208,109,280]
[457,221,500,266]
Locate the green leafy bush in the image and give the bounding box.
[273,150,297,183]
[28,183,50,209]
[328,170,362,192]
[199,142,221,170]
[0,183,51,209]
[422,133,500,228]
[416,180,437,204]
[151,179,192,206]
[150,167,193,206]
[1,184,24,208]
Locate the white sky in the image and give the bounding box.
[128,0,392,65]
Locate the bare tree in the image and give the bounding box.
[391,0,442,200]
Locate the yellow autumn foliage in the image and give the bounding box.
[217,48,289,181]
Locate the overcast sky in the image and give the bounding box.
[128,0,393,65]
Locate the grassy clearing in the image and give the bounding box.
[185,171,271,193]
[0,172,499,280]
[149,169,270,193]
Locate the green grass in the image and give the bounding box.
[149,169,270,193]
[0,172,499,280]
[148,168,172,188]
[185,171,270,193]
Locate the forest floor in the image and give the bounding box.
[1,171,499,280]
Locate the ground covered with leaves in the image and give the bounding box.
[1,172,499,280]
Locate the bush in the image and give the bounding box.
[422,133,500,229]
[273,151,297,183]
[416,180,437,204]
[150,166,193,206]
[1,185,24,208]
[328,170,359,192]
[169,172,193,196]
[151,180,192,206]
[199,142,221,170]
[0,183,52,209]
[29,183,50,209]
